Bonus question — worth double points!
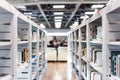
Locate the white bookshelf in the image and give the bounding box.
[89,62,102,74]
[68,0,120,80]
[0,0,47,80]
[81,72,87,80]
[81,56,87,62]
[0,42,12,46]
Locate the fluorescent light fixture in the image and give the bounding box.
[74,21,78,26]
[40,24,46,28]
[31,16,37,19]
[54,12,64,15]
[91,4,104,9]
[47,33,68,36]
[24,12,32,15]
[53,5,65,8]
[54,16,63,19]
[55,22,61,28]
[16,6,26,9]
[16,6,26,10]
[70,25,73,29]
[85,12,95,15]
[80,16,89,19]
[54,19,62,22]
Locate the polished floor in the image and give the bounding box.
[41,62,77,80]
[41,62,67,80]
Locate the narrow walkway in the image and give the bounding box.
[41,62,67,80]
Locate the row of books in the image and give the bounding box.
[81,46,87,57]
[18,28,29,41]
[91,49,102,66]
[18,48,29,66]
[111,51,120,77]
[90,26,102,41]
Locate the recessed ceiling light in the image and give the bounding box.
[16,6,26,10]
[53,5,65,8]
[54,16,63,19]
[54,19,62,22]
[55,22,61,28]
[40,24,46,28]
[80,15,89,19]
[31,16,37,19]
[85,12,95,15]
[16,6,26,9]
[24,12,32,15]
[54,12,64,15]
[91,4,104,9]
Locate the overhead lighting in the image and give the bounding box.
[31,16,37,19]
[54,12,64,15]
[47,33,68,36]
[54,16,63,19]
[91,4,104,9]
[80,15,89,19]
[16,6,26,9]
[53,5,65,8]
[73,21,78,26]
[40,24,46,28]
[55,22,61,28]
[85,12,95,15]
[54,19,62,22]
[16,6,26,10]
[24,12,32,15]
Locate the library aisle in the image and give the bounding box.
[41,62,67,80]
[41,62,77,80]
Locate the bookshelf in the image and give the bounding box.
[68,0,120,80]
[0,0,47,80]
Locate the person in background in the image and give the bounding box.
[53,36,59,61]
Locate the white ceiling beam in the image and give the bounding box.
[10,0,108,6]
[65,4,81,28]
[37,4,51,28]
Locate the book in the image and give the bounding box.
[111,51,120,76]
[92,49,102,66]
[115,55,120,77]
[96,26,102,41]
[90,71,102,80]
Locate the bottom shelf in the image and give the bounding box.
[0,74,12,80]
[109,74,120,80]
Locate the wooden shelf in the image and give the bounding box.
[89,62,102,74]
